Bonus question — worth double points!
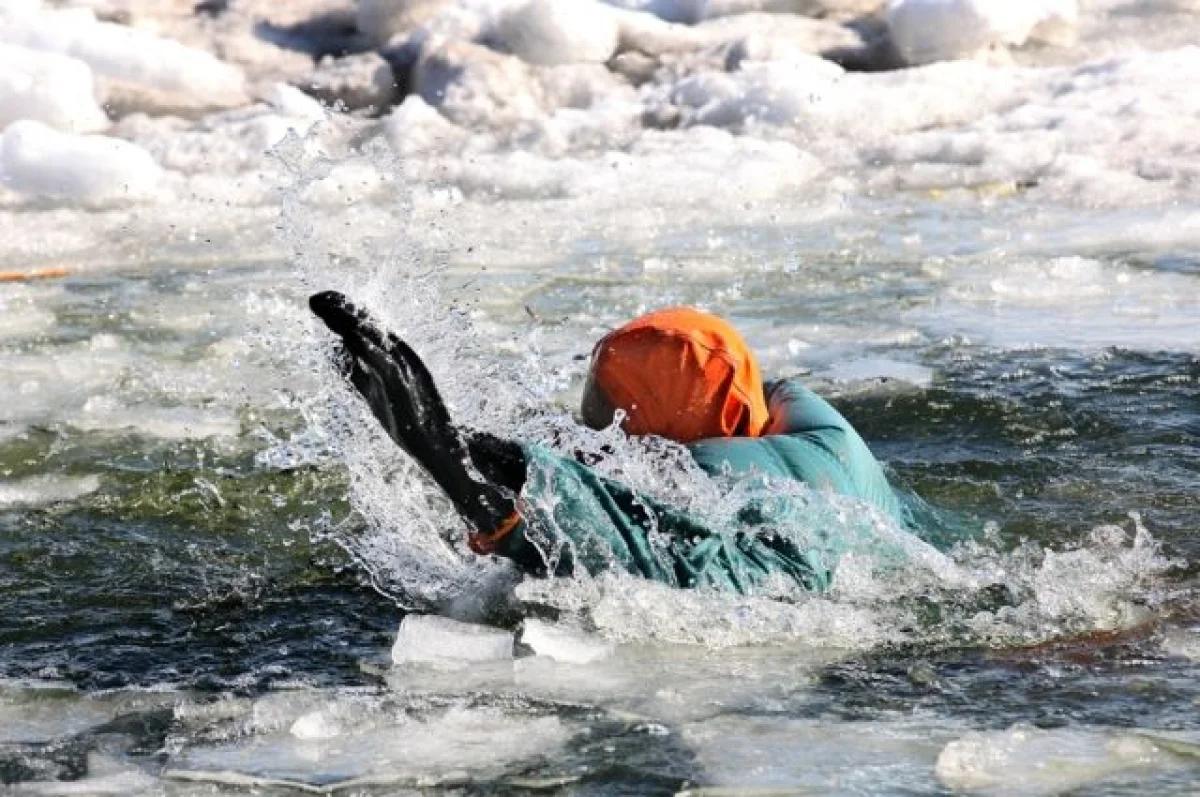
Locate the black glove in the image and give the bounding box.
[309,291,526,541]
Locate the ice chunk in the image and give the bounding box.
[263,83,326,123]
[685,715,950,792]
[519,619,615,663]
[493,0,621,65]
[601,0,709,23]
[935,724,1173,794]
[886,0,1078,66]
[391,614,514,664]
[357,0,460,48]
[0,44,107,133]
[413,39,544,128]
[0,120,161,203]
[15,753,160,795]
[668,57,845,130]
[383,95,469,156]
[0,6,246,111]
[302,52,398,112]
[289,710,342,740]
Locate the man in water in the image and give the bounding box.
[310,291,921,595]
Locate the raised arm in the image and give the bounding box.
[309,291,525,540]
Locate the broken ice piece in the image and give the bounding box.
[391,614,514,665]
[519,619,614,664]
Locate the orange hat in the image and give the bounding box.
[581,307,769,443]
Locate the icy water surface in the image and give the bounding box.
[1,181,1197,794]
[2,10,1200,787]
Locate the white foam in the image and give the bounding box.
[516,573,893,649]
[288,710,343,740]
[0,120,162,204]
[0,290,57,338]
[0,474,99,508]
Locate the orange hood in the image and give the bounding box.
[581,307,769,443]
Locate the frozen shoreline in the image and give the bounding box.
[0,0,1195,269]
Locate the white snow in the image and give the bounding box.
[0,119,161,203]
[601,0,710,23]
[0,6,246,108]
[887,0,1079,66]
[494,0,621,65]
[0,44,107,133]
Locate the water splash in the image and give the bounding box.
[258,134,1178,650]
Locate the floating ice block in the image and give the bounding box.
[519,619,614,664]
[391,615,515,664]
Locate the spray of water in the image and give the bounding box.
[252,133,1177,648]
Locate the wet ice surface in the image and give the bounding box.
[1,0,1199,793]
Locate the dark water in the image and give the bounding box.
[0,259,1196,794]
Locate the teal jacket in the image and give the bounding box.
[490,380,925,595]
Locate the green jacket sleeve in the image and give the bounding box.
[493,443,833,594]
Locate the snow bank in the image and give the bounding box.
[0,119,161,203]
[494,0,621,65]
[667,56,846,129]
[0,44,107,133]
[601,0,710,23]
[0,6,247,111]
[887,0,1078,65]
[357,0,464,48]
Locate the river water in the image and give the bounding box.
[2,16,1200,795]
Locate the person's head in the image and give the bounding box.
[580,307,769,443]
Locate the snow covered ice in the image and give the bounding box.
[0,44,107,133]
[0,118,162,203]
